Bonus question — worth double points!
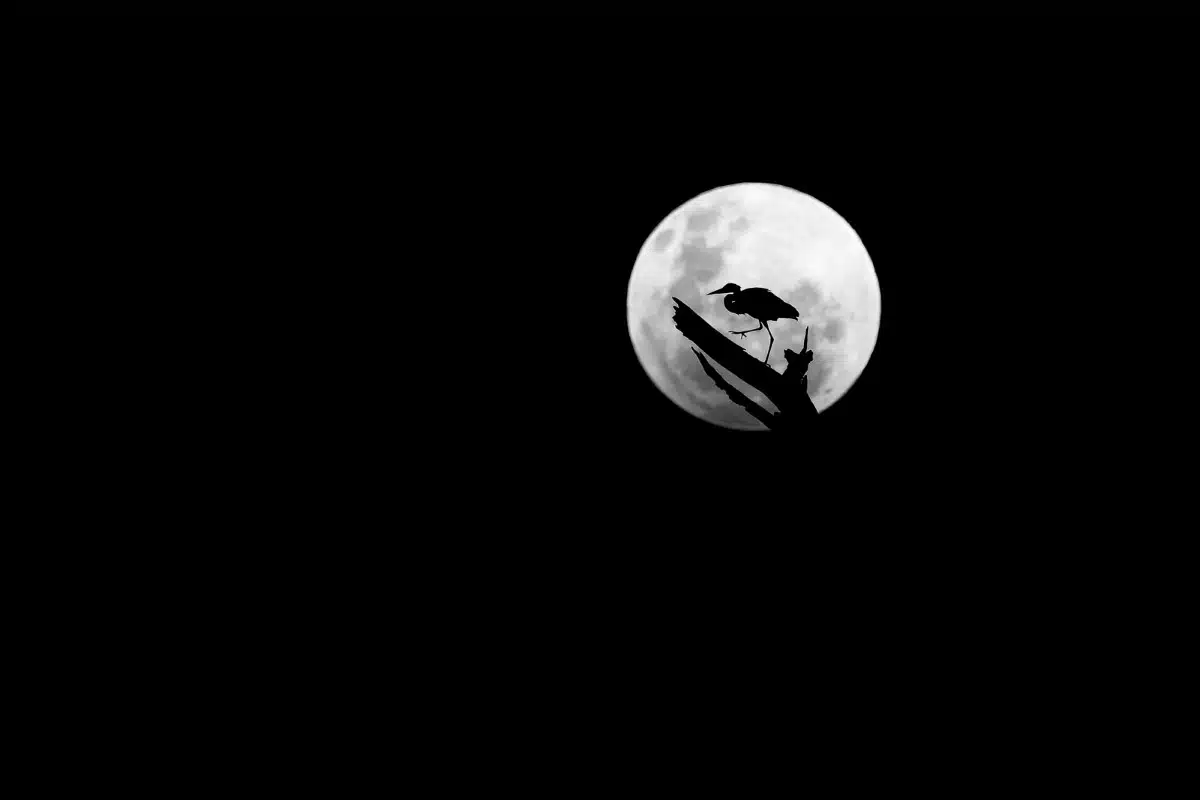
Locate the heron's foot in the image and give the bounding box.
[730,331,748,339]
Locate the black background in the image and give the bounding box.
[29,16,1195,526]
[20,17,1195,713]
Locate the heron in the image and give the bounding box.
[707,282,800,364]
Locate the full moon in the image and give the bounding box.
[627,183,881,430]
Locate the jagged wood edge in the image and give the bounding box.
[691,348,779,430]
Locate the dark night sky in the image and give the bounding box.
[21,18,1196,696]
[27,15,1193,525]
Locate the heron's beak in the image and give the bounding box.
[707,288,730,295]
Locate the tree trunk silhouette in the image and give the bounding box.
[671,297,817,433]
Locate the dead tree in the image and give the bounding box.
[671,297,817,433]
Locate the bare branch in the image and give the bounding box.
[671,297,816,421]
[691,348,779,430]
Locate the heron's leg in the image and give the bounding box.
[763,321,774,363]
[730,321,764,338]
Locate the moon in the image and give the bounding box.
[626,183,881,430]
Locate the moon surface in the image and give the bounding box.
[627,183,881,430]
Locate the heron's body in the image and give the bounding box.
[717,287,799,322]
[707,282,799,364]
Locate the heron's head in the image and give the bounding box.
[707,283,740,295]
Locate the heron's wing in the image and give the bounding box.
[769,297,800,320]
[761,288,801,319]
[741,287,799,319]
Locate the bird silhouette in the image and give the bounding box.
[707,283,800,364]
